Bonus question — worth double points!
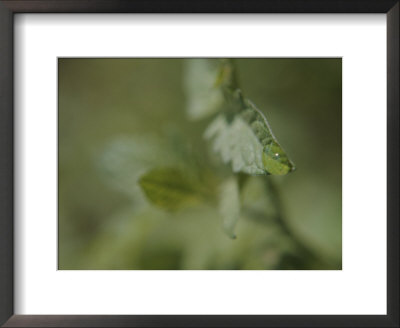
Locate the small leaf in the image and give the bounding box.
[138,168,203,211]
[240,100,295,175]
[183,59,224,120]
[204,99,296,176]
[219,176,240,239]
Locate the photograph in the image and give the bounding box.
[58,58,342,270]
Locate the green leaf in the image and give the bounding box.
[183,59,224,120]
[204,99,296,176]
[219,176,240,239]
[138,168,204,211]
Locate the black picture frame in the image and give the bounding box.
[0,1,398,327]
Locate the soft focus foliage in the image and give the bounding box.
[219,176,241,239]
[58,58,342,270]
[183,59,224,120]
[139,168,205,211]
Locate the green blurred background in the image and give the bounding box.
[58,58,341,270]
